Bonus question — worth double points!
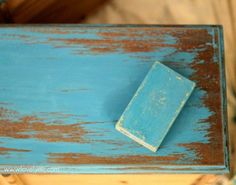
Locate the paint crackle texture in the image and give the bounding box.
[0,25,229,173]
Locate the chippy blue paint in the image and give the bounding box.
[0,25,229,174]
[116,61,195,152]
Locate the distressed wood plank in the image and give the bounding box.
[0,25,229,173]
[116,61,195,152]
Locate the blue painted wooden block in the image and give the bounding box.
[0,25,229,174]
[116,61,195,152]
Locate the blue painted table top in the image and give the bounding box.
[0,25,229,174]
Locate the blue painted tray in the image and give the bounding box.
[0,25,229,173]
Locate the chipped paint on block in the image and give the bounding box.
[116,61,195,152]
[0,25,229,174]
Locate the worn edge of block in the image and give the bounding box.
[116,61,196,152]
[115,125,158,152]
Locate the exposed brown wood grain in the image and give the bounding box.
[0,147,30,155]
[42,28,162,54]
[48,153,182,165]
[0,107,86,143]
[177,29,224,165]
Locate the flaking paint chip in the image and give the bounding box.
[116,61,195,152]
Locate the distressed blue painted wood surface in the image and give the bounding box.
[0,25,229,173]
[116,61,195,152]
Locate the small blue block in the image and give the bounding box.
[116,61,195,152]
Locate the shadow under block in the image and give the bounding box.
[116,61,195,152]
[0,25,229,173]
